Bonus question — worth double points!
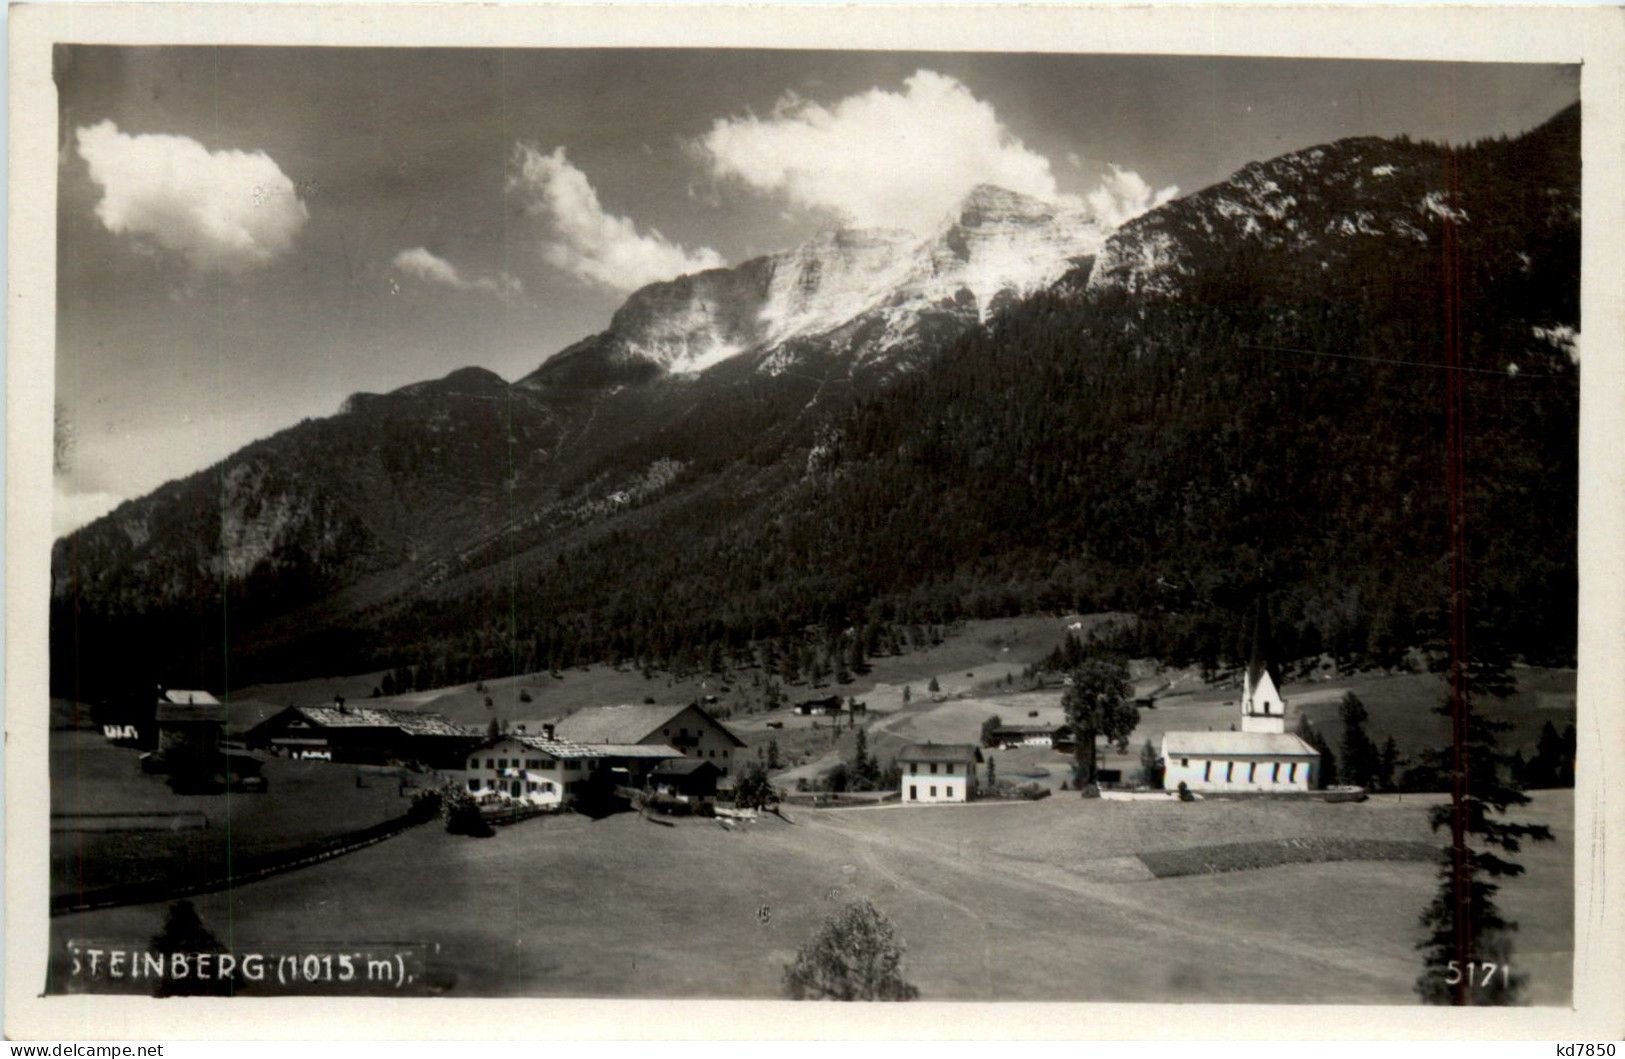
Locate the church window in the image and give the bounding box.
[1203,762,1211,781]
[1289,763,1298,782]
[1225,762,1234,781]
[1248,763,1257,781]
[1272,763,1280,782]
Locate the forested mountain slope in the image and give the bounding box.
[51,105,1579,699]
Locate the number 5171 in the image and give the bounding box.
[1444,961,1510,988]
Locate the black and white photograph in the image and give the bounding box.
[7,2,1625,1040]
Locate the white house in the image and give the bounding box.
[898,743,982,803]
[1159,656,1320,792]
[460,735,596,805]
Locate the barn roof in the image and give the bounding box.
[503,735,684,761]
[554,703,744,747]
[156,689,224,723]
[295,705,472,737]
[1161,731,1320,757]
[156,701,225,724]
[510,735,606,758]
[897,742,984,764]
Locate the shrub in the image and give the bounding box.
[443,789,494,837]
[407,788,444,823]
[782,900,919,1001]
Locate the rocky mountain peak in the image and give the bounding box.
[522,183,1108,385]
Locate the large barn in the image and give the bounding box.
[246,700,478,768]
[549,702,745,778]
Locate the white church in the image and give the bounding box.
[1160,653,1322,793]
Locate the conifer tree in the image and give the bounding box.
[1338,692,1382,788]
[1415,646,1554,1004]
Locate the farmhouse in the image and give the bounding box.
[553,702,745,777]
[1160,655,1319,792]
[246,700,478,768]
[898,742,983,804]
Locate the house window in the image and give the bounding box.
[1226,762,1234,782]
[709,750,716,758]
[467,779,479,791]
[1181,757,1189,767]
[910,763,918,774]
[486,758,494,769]
[1203,762,1212,781]
[1272,763,1280,782]
[1289,763,1298,782]
[930,763,939,775]
[909,786,917,800]
[468,758,478,770]
[722,750,729,758]
[1248,763,1257,782]
[498,758,507,769]
[930,786,937,797]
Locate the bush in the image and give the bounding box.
[407,788,443,823]
[443,790,494,837]
[783,900,919,1001]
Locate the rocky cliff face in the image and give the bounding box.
[522,183,1109,385]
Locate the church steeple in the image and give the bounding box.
[1241,601,1286,734]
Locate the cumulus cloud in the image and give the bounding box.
[1086,164,1179,229]
[509,145,725,292]
[391,247,522,297]
[75,120,309,274]
[695,69,1074,233]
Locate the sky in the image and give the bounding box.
[53,47,1579,535]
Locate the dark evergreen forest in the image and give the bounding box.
[51,108,1579,700]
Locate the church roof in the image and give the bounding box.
[1162,731,1320,757]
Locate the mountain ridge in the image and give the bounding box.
[52,105,1580,699]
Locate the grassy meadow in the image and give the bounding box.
[46,789,1573,1003]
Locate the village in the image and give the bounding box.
[48,613,1577,1002]
[96,623,1335,813]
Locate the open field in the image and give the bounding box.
[50,730,419,898]
[231,614,1102,729]
[46,789,1572,1003]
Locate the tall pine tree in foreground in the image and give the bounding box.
[1415,644,1554,1004]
